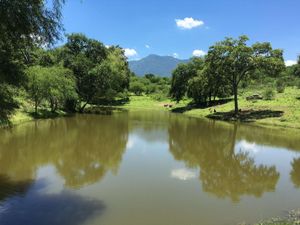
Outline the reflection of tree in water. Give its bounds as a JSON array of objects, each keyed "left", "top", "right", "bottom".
[
  {"left": 0, "top": 187, "right": 105, "bottom": 225},
  {"left": 290, "top": 158, "right": 300, "bottom": 188},
  {"left": 0, "top": 114, "right": 129, "bottom": 188},
  {"left": 168, "top": 117, "right": 279, "bottom": 202},
  {"left": 0, "top": 175, "right": 31, "bottom": 202}
]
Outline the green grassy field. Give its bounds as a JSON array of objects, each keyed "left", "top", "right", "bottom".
[
  {"left": 119, "top": 87, "right": 300, "bottom": 130},
  {"left": 4, "top": 87, "right": 300, "bottom": 130}
]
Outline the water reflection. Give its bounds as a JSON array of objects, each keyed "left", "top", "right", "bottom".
[
  {"left": 0, "top": 175, "right": 31, "bottom": 202},
  {"left": 0, "top": 114, "right": 129, "bottom": 188},
  {"left": 0, "top": 183, "right": 105, "bottom": 225},
  {"left": 291, "top": 158, "right": 300, "bottom": 188},
  {"left": 168, "top": 117, "right": 280, "bottom": 202}
]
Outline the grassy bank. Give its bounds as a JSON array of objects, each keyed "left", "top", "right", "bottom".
[
  {"left": 249, "top": 209, "right": 300, "bottom": 225},
  {"left": 4, "top": 87, "right": 300, "bottom": 130},
  {"left": 118, "top": 87, "right": 300, "bottom": 130},
  {"left": 1, "top": 107, "right": 68, "bottom": 128}
]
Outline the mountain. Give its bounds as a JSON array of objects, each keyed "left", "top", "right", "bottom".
[{"left": 129, "top": 54, "right": 189, "bottom": 77}]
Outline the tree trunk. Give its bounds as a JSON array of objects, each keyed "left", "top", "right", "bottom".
[
  {"left": 35, "top": 101, "right": 38, "bottom": 114},
  {"left": 80, "top": 102, "right": 88, "bottom": 113},
  {"left": 233, "top": 84, "right": 239, "bottom": 116}
]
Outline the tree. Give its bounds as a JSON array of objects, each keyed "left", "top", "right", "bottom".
[
  {"left": 0, "top": 0, "right": 65, "bottom": 118},
  {"left": 294, "top": 55, "right": 300, "bottom": 77},
  {"left": 26, "top": 66, "right": 77, "bottom": 113},
  {"left": 170, "top": 58, "right": 205, "bottom": 102},
  {"left": 130, "top": 81, "right": 146, "bottom": 96},
  {"left": 63, "top": 33, "right": 108, "bottom": 110},
  {"left": 43, "top": 67, "right": 77, "bottom": 112},
  {"left": 187, "top": 70, "right": 209, "bottom": 104},
  {"left": 26, "top": 66, "right": 46, "bottom": 114},
  {"left": 207, "top": 35, "right": 285, "bottom": 115}
]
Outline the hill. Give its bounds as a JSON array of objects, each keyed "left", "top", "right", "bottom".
[{"left": 129, "top": 54, "right": 189, "bottom": 77}]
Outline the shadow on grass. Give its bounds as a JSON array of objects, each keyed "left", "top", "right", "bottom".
[
  {"left": 94, "top": 98, "right": 130, "bottom": 106},
  {"left": 83, "top": 106, "right": 128, "bottom": 115},
  {"left": 296, "top": 97, "right": 300, "bottom": 101},
  {"left": 172, "top": 98, "right": 233, "bottom": 113},
  {"left": 29, "top": 109, "right": 73, "bottom": 119},
  {"left": 207, "top": 109, "right": 284, "bottom": 122}
]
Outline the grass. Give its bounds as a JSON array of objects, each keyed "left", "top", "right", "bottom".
[
  {"left": 120, "top": 95, "right": 176, "bottom": 110},
  {"left": 4, "top": 87, "right": 300, "bottom": 130},
  {"left": 174, "top": 87, "right": 300, "bottom": 130},
  {"left": 115, "top": 87, "right": 300, "bottom": 130}
]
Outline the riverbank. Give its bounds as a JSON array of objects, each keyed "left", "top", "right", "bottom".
[
  {"left": 1, "top": 108, "right": 69, "bottom": 128},
  {"left": 3, "top": 86, "right": 300, "bottom": 131},
  {"left": 119, "top": 87, "right": 300, "bottom": 130},
  {"left": 250, "top": 209, "right": 300, "bottom": 225}
]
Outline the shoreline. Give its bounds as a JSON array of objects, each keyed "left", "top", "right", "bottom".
[{"left": 2, "top": 94, "right": 300, "bottom": 133}]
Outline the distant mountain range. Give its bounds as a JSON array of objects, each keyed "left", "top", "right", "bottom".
[{"left": 129, "top": 54, "right": 189, "bottom": 77}]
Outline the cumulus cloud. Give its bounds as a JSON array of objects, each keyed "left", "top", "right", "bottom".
[
  {"left": 192, "top": 49, "right": 206, "bottom": 57},
  {"left": 145, "top": 44, "right": 150, "bottom": 49},
  {"left": 173, "top": 53, "right": 179, "bottom": 58},
  {"left": 124, "top": 48, "right": 138, "bottom": 58},
  {"left": 285, "top": 60, "right": 297, "bottom": 67},
  {"left": 176, "top": 17, "right": 204, "bottom": 29}
]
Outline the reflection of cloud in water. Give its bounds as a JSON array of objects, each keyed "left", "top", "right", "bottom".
[
  {"left": 0, "top": 184, "right": 105, "bottom": 225},
  {"left": 236, "top": 140, "right": 258, "bottom": 155},
  {"left": 171, "top": 168, "right": 197, "bottom": 181},
  {"left": 36, "top": 165, "right": 65, "bottom": 194}
]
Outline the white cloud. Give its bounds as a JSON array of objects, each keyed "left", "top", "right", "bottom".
[
  {"left": 145, "top": 44, "right": 150, "bottom": 49},
  {"left": 105, "top": 45, "right": 110, "bottom": 48},
  {"left": 171, "top": 168, "right": 197, "bottom": 181},
  {"left": 124, "top": 48, "right": 138, "bottom": 58},
  {"left": 173, "top": 53, "right": 179, "bottom": 58},
  {"left": 176, "top": 17, "right": 204, "bottom": 29},
  {"left": 192, "top": 49, "right": 206, "bottom": 57},
  {"left": 285, "top": 60, "right": 297, "bottom": 67}
]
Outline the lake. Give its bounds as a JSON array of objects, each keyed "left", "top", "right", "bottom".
[{"left": 0, "top": 111, "right": 300, "bottom": 225}]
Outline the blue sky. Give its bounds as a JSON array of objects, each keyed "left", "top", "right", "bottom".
[{"left": 61, "top": 0, "right": 300, "bottom": 64}]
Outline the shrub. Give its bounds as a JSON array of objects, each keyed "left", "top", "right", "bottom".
[
  {"left": 263, "top": 88, "right": 275, "bottom": 100},
  {"left": 276, "top": 79, "right": 285, "bottom": 93},
  {"left": 296, "top": 79, "right": 300, "bottom": 89}
]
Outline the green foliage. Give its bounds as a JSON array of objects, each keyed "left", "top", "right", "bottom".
[
  {"left": 63, "top": 34, "right": 130, "bottom": 109},
  {"left": 130, "top": 81, "right": 146, "bottom": 96},
  {"left": 26, "top": 66, "right": 77, "bottom": 113},
  {"left": 263, "top": 88, "right": 275, "bottom": 100},
  {"left": 0, "top": 0, "right": 65, "bottom": 119},
  {"left": 296, "top": 80, "right": 300, "bottom": 89},
  {"left": 276, "top": 79, "right": 285, "bottom": 93},
  {"left": 187, "top": 71, "right": 209, "bottom": 104},
  {"left": 170, "top": 58, "right": 205, "bottom": 102},
  {"left": 0, "top": 84, "right": 18, "bottom": 122},
  {"left": 205, "top": 35, "right": 284, "bottom": 114}
]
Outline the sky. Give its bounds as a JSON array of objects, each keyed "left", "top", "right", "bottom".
[{"left": 61, "top": 0, "right": 300, "bottom": 64}]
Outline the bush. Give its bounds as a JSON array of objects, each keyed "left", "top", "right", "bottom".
[
  {"left": 263, "top": 88, "right": 275, "bottom": 100},
  {"left": 296, "top": 79, "right": 300, "bottom": 89},
  {"left": 276, "top": 79, "right": 285, "bottom": 93}
]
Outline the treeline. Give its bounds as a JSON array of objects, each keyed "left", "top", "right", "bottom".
[
  {"left": 0, "top": 1, "right": 131, "bottom": 123},
  {"left": 129, "top": 74, "right": 170, "bottom": 100},
  {"left": 26, "top": 34, "right": 131, "bottom": 113},
  {"left": 170, "top": 35, "right": 300, "bottom": 115}
]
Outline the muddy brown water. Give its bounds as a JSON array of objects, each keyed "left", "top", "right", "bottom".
[{"left": 0, "top": 111, "right": 300, "bottom": 225}]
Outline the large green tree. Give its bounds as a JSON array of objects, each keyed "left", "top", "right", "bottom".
[
  {"left": 0, "top": 0, "right": 65, "bottom": 119},
  {"left": 26, "top": 66, "right": 77, "bottom": 113},
  {"left": 207, "top": 35, "right": 285, "bottom": 115},
  {"left": 63, "top": 33, "right": 107, "bottom": 110},
  {"left": 294, "top": 55, "right": 300, "bottom": 77},
  {"left": 170, "top": 57, "right": 205, "bottom": 102}
]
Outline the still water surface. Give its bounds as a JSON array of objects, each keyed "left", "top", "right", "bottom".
[{"left": 0, "top": 111, "right": 300, "bottom": 225}]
